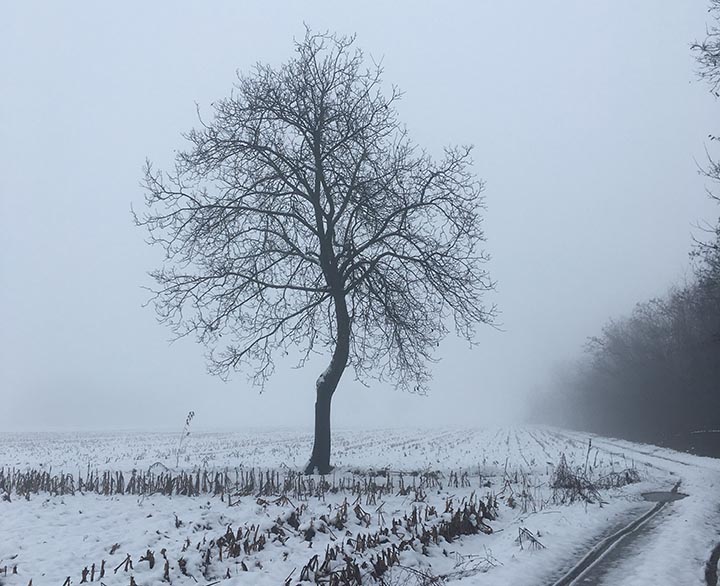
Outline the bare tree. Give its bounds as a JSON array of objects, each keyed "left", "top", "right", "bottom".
[
  {"left": 693, "top": 1, "right": 720, "bottom": 286},
  {"left": 693, "top": 0, "right": 720, "bottom": 97},
  {"left": 136, "top": 31, "right": 494, "bottom": 473}
]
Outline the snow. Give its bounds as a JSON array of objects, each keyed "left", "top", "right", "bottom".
[
  {"left": 0, "top": 427, "right": 717, "bottom": 585},
  {"left": 560, "top": 430, "right": 720, "bottom": 586}
]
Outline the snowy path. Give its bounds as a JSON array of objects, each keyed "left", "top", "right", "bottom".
[
  {"left": 550, "top": 501, "right": 665, "bottom": 586},
  {"left": 555, "top": 430, "right": 720, "bottom": 586}
]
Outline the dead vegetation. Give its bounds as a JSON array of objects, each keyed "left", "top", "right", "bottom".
[
  {"left": 551, "top": 453, "right": 639, "bottom": 504},
  {"left": 18, "top": 492, "right": 498, "bottom": 586},
  {"left": 0, "top": 467, "right": 455, "bottom": 501},
  {"left": 1, "top": 434, "right": 646, "bottom": 586},
  {"left": 203, "top": 492, "right": 498, "bottom": 585}
]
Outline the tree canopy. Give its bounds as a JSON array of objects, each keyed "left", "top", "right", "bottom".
[{"left": 136, "top": 31, "right": 494, "bottom": 472}]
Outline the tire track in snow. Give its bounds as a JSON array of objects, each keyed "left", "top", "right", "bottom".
[
  {"left": 556, "top": 430, "right": 720, "bottom": 473},
  {"left": 553, "top": 429, "right": 720, "bottom": 585},
  {"left": 706, "top": 541, "right": 720, "bottom": 586},
  {"left": 550, "top": 500, "right": 668, "bottom": 586},
  {"left": 552, "top": 431, "right": 685, "bottom": 476}
]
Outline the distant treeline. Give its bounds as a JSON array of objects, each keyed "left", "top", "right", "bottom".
[
  {"left": 537, "top": 222, "right": 720, "bottom": 455},
  {"left": 536, "top": 3, "right": 720, "bottom": 456}
]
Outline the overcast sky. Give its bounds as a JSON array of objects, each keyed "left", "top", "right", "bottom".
[{"left": 1, "top": 1, "right": 717, "bottom": 432}]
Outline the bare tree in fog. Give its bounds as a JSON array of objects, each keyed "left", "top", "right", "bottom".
[
  {"left": 136, "top": 31, "right": 494, "bottom": 473},
  {"left": 693, "top": 0, "right": 720, "bottom": 96},
  {"left": 693, "top": 0, "right": 720, "bottom": 285}
]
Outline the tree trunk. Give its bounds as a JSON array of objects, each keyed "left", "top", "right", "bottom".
[
  {"left": 305, "top": 152, "right": 351, "bottom": 473},
  {"left": 304, "top": 293, "right": 350, "bottom": 474},
  {"left": 305, "top": 377, "right": 336, "bottom": 474}
]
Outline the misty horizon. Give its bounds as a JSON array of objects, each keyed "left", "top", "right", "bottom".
[{"left": 2, "top": 1, "right": 718, "bottom": 434}]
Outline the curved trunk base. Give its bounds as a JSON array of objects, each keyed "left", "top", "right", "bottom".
[
  {"left": 304, "top": 389, "right": 333, "bottom": 475},
  {"left": 303, "top": 459, "right": 333, "bottom": 475}
]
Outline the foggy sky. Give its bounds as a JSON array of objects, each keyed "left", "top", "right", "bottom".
[{"left": 1, "top": 1, "right": 717, "bottom": 432}]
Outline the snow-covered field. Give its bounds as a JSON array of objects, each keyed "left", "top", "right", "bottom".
[{"left": 1, "top": 427, "right": 718, "bottom": 585}]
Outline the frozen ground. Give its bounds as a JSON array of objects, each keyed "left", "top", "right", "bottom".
[{"left": 1, "top": 426, "right": 718, "bottom": 585}]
